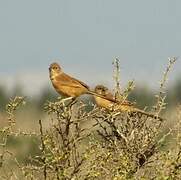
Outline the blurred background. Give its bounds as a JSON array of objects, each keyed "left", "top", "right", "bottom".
[{"left": 0, "top": 0, "right": 181, "bottom": 111}]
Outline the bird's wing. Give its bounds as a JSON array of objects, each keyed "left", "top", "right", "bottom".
[
  {"left": 90, "top": 91, "right": 117, "bottom": 103},
  {"left": 106, "top": 92, "right": 115, "bottom": 99},
  {"left": 55, "top": 73, "right": 90, "bottom": 89}
]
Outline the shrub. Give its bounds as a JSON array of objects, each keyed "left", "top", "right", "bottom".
[{"left": 0, "top": 58, "right": 180, "bottom": 179}]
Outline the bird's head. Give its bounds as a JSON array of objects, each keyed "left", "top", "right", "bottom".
[
  {"left": 49, "top": 62, "right": 62, "bottom": 75},
  {"left": 94, "top": 85, "right": 108, "bottom": 95}
]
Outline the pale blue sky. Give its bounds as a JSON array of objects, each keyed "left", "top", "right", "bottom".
[{"left": 0, "top": 0, "right": 181, "bottom": 94}]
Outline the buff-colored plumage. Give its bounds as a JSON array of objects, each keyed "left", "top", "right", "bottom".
[
  {"left": 94, "top": 85, "right": 163, "bottom": 120},
  {"left": 49, "top": 63, "right": 117, "bottom": 103},
  {"left": 94, "top": 85, "right": 133, "bottom": 110},
  {"left": 49, "top": 63, "right": 89, "bottom": 98}
]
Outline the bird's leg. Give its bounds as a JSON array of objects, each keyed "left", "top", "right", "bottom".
[
  {"left": 64, "top": 97, "right": 74, "bottom": 101},
  {"left": 59, "top": 97, "right": 74, "bottom": 106},
  {"left": 66, "top": 97, "right": 77, "bottom": 107}
]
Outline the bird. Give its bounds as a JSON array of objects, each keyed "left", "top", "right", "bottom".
[
  {"left": 94, "top": 85, "right": 134, "bottom": 109},
  {"left": 49, "top": 62, "right": 117, "bottom": 103},
  {"left": 94, "top": 85, "right": 163, "bottom": 120}
]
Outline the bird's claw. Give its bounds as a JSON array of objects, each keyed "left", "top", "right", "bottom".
[{"left": 59, "top": 97, "right": 76, "bottom": 107}]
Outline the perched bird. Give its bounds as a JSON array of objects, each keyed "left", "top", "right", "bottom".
[
  {"left": 94, "top": 85, "right": 163, "bottom": 120},
  {"left": 49, "top": 62, "right": 117, "bottom": 102},
  {"left": 94, "top": 85, "right": 134, "bottom": 109}
]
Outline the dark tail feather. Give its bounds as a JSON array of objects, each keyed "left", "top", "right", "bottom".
[
  {"left": 87, "top": 90, "right": 117, "bottom": 103},
  {"left": 133, "top": 108, "right": 163, "bottom": 121}
]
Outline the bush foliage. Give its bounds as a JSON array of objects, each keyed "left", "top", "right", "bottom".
[{"left": 0, "top": 58, "right": 180, "bottom": 179}]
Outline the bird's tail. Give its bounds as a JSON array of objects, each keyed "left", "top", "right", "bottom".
[
  {"left": 87, "top": 90, "right": 117, "bottom": 103},
  {"left": 87, "top": 90, "right": 163, "bottom": 120},
  {"left": 132, "top": 108, "right": 163, "bottom": 121},
  {"left": 115, "top": 103, "right": 164, "bottom": 121}
]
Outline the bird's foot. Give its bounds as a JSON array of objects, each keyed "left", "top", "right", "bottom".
[
  {"left": 59, "top": 97, "right": 77, "bottom": 107},
  {"left": 67, "top": 98, "right": 77, "bottom": 107}
]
